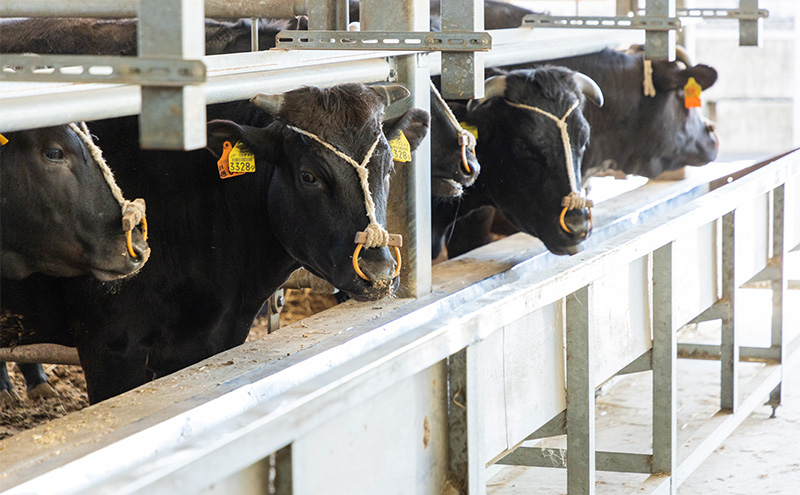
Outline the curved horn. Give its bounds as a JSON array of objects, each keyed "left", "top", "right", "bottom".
[
  {"left": 573, "top": 72, "right": 604, "bottom": 108},
  {"left": 250, "top": 93, "right": 285, "bottom": 115},
  {"left": 371, "top": 84, "right": 410, "bottom": 107},
  {"left": 675, "top": 45, "right": 694, "bottom": 68},
  {"left": 467, "top": 75, "right": 507, "bottom": 111}
]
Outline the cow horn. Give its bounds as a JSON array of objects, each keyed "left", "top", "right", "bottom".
[
  {"left": 467, "top": 75, "right": 507, "bottom": 111},
  {"left": 574, "top": 72, "right": 604, "bottom": 108},
  {"left": 371, "top": 84, "right": 410, "bottom": 107},
  {"left": 675, "top": 45, "right": 694, "bottom": 68},
  {"left": 250, "top": 93, "right": 285, "bottom": 115}
]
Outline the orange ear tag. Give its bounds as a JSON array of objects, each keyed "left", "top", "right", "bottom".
[
  {"left": 684, "top": 76, "right": 702, "bottom": 109},
  {"left": 217, "top": 141, "right": 245, "bottom": 179}
]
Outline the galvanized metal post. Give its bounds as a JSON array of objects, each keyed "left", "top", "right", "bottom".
[
  {"left": 447, "top": 348, "right": 485, "bottom": 495},
  {"left": 652, "top": 245, "right": 677, "bottom": 491},
  {"left": 616, "top": 0, "right": 635, "bottom": 16},
  {"left": 721, "top": 211, "right": 739, "bottom": 412},
  {"left": 645, "top": 0, "right": 676, "bottom": 61},
  {"left": 274, "top": 444, "right": 293, "bottom": 495},
  {"left": 306, "top": 0, "right": 337, "bottom": 30},
  {"left": 362, "top": 0, "right": 432, "bottom": 298},
  {"left": 767, "top": 185, "right": 786, "bottom": 413},
  {"left": 566, "top": 285, "right": 595, "bottom": 495},
  {"left": 440, "top": 0, "right": 485, "bottom": 99},
  {"left": 138, "top": 0, "right": 206, "bottom": 150},
  {"left": 739, "top": 0, "right": 761, "bottom": 46}
]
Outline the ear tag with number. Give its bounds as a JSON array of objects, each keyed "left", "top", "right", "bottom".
[
  {"left": 684, "top": 77, "right": 702, "bottom": 109},
  {"left": 389, "top": 131, "right": 412, "bottom": 163},
  {"left": 217, "top": 140, "right": 255, "bottom": 179},
  {"left": 459, "top": 122, "right": 478, "bottom": 142},
  {"left": 0, "top": 134, "right": 8, "bottom": 146}
]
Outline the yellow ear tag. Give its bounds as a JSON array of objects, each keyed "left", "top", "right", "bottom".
[
  {"left": 389, "top": 131, "right": 412, "bottom": 163},
  {"left": 228, "top": 141, "right": 256, "bottom": 174},
  {"left": 684, "top": 77, "right": 702, "bottom": 109},
  {"left": 459, "top": 122, "right": 478, "bottom": 141},
  {"left": 0, "top": 134, "right": 8, "bottom": 146}
]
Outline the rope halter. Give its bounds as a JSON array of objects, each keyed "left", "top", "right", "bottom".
[
  {"left": 68, "top": 123, "right": 148, "bottom": 258},
  {"left": 285, "top": 124, "right": 402, "bottom": 281},
  {"left": 429, "top": 80, "right": 476, "bottom": 175},
  {"left": 504, "top": 99, "right": 593, "bottom": 235}
]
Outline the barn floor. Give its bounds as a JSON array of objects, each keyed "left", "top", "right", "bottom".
[{"left": 487, "top": 255, "right": 800, "bottom": 494}]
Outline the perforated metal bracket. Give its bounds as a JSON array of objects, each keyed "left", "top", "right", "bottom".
[
  {"left": 644, "top": 8, "right": 769, "bottom": 20},
  {"left": 521, "top": 14, "right": 681, "bottom": 31},
  {"left": 0, "top": 54, "right": 206, "bottom": 86},
  {"left": 275, "top": 30, "right": 492, "bottom": 51}
]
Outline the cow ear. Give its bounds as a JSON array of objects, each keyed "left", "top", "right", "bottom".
[
  {"left": 206, "top": 120, "right": 270, "bottom": 159},
  {"left": 382, "top": 108, "right": 430, "bottom": 152},
  {"left": 653, "top": 62, "right": 718, "bottom": 92}
]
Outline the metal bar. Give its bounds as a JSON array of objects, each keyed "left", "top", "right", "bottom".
[
  {"left": 738, "top": 0, "right": 762, "bottom": 46},
  {"left": 362, "top": 0, "right": 432, "bottom": 299},
  {"left": 274, "top": 444, "right": 293, "bottom": 495},
  {"left": 720, "top": 211, "right": 738, "bottom": 412},
  {"left": 616, "top": 349, "right": 653, "bottom": 375},
  {"left": 305, "top": 0, "right": 336, "bottom": 30},
  {"left": 687, "top": 299, "right": 730, "bottom": 323},
  {"left": 644, "top": 7, "right": 769, "bottom": 20},
  {"left": 274, "top": 31, "right": 491, "bottom": 52},
  {"left": 0, "top": 54, "right": 205, "bottom": 86},
  {"left": 335, "top": 0, "right": 349, "bottom": 30},
  {"left": 0, "top": 344, "right": 80, "bottom": 366},
  {"left": 250, "top": 19, "right": 259, "bottom": 52},
  {"left": 497, "top": 448, "right": 653, "bottom": 474},
  {"left": 0, "top": 58, "right": 391, "bottom": 132},
  {"left": 767, "top": 185, "right": 787, "bottom": 412},
  {"left": 521, "top": 14, "right": 680, "bottom": 31},
  {"left": 440, "top": 0, "right": 484, "bottom": 99},
  {"left": 646, "top": 0, "right": 677, "bottom": 60},
  {"left": 652, "top": 244, "right": 677, "bottom": 486},
  {"left": 677, "top": 343, "right": 781, "bottom": 362},
  {"left": 138, "top": 0, "right": 206, "bottom": 150},
  {"left": 616, "top": 0, "right": 636, "bottom": 16},
  {"left": 0, "top": 0, "right": 306, "bottom": 18},
  {"left": 566, "top": 285, "right": 595, "bottom": 495},
  {"left": 524, "top": 410, "right": 566, "bottom": 440}
]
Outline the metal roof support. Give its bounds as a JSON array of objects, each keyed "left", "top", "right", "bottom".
[
  {"left": 361, "top": 0, "right": 432, "bottom": 298},
  {"left": 138, "top": 0, "right": 206, "bottom": 150}
]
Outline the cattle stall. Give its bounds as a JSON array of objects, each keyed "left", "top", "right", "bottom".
[{"left": 1, "top": 0, "right": 794, "bottom": 494}]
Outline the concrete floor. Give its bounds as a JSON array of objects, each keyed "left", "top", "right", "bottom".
[{"left": 487, "top": 256, "right": 800, "bottom": 494}]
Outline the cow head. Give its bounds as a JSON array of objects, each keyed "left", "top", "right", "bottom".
[
  {"left": 0, "top": 126, "right": 150, "bottom": 281},
  {"left": 463, "top": 67, "right": 604, "bottom": 255},
  {"left": 428, "top": 88, "right": 481, "bottom": 198},
  {"left": 208, "top": 83, "right": 429, "bottom": 301}
]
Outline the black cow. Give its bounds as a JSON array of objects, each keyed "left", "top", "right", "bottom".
[
  {"left": 1, "top": 124, "right": 149, "bottom": 404},
  {"left": 432, "top": 67, "right": 604, "bottom": 258},
  {"left": 1, "top": 83, "right": 429, "bottom": 403}
]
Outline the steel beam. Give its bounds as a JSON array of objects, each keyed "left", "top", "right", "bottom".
[
  {"left": 566, "top": 285, "right": 595, "bottom": 495},
  {"left": 497, "top": 448, "right": 653, "bottom": 474},
  {"left": 767, "top": 185, "right": 787, "bottom": 412},
  {"left": 738, "top": 0, "right": 762, "bottom": 46},
  {"left": 361, "top": 0, "right": 431, "bottom": 299},
  {"left": 524, "top": 410, "right": 566, "bottom": 441},
  {"left": 720, "top": 211, "right": 739, "bottom": 412},
  {"left": 440, "top": 0, "right": 485, "bottom": 99},
  {"left": 646, "top": 0, "right": 677, "bottom": 61},
  {"left": 677, "top": 343, "right": 781, "bottom": 363},
  {"left": 138, "top": 0, "right": 206, "bottom": 150}
]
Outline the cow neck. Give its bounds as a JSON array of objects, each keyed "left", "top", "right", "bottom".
[
  {"left": 503, "top": 99, "right": 592, "bottom": 212},
  {"left": 68, "top": 122, "right": 148, "bottom": 256},
  {"left": 284, "top": 124, "right": 393, "bottom": 249},
  {"left": 429, "top": 80, "right": 476, "bottom": 174}
]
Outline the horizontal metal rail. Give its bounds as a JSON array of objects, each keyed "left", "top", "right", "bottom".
[
  {"left": 274, "top": 30, "right": 492, "bottom": 51},
  {"left": 0, "top": 0, "right": 307, "bottom": 19},
  {"left": 2, "top": 151, "right": 796, "bottom": 495}
]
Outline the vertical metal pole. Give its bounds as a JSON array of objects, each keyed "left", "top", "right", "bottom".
[
  {"left": 362, "top": 0, "right": 432, "bottom": 298},
  {"left": 738, "top": 0, "right": 761, "bottom": 46},
  {"left": 138, "top": 0, "right": 206, "bottom": 150},
  {"left": 306, "top": 0, "right": 337, "bottom": 30},
  {"left": 566, "top": 285, "right": 595, "bottom": 495},
  {"left": 447, "top": 348, "right": 485, "bottom": 495},
  {"left": 721, "top": 211, "right": 739, "bottom": 412},
  {"left": 251, "top": 18, "right": 259, "bottom": 52},
  {"left": 645, "top": 0, "right": 676, "bottom": 61},
  {"left": 274, "top": 444, "right": 293, "bottom": 495},
  {"left": 440, "top": 0, "right": 485, "bottom": 99},
  {"left": 767, "top": 185, "right": 786, "bottom": 413},
  {"left": 335, "top": 0, "right": 350, "bottom": 30},
  {"left": 652, "top": 245, "right": 677, "bottom": 492},
  {"left": 616, "top": 0, "right": 634, "bottom": 16}
]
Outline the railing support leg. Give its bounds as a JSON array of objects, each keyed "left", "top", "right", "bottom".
[
  {"left": 767, "top": 185, "right": 787, "bottom": 416},
  {"left": 447, "top": 347, "right": 485, "bottom": 495},
  {"left": 721, "top": 211, "right": 739, "bottom": 412}
]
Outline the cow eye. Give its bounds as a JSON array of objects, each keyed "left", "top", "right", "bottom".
[
  {"left": 300, "top": 171, "right": 317, "bottom": 184},
  {"left": 43, "top": 148, "right": 64, "bottom": 161}
]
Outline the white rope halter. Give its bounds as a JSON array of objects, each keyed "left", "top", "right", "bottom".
[
  {"left": 643, "top": 59, "right": 657, "bottom": 98},
  {"left": 504, "top": 99, "right": 592, "bottom": 211},
  {"left": 285, "top": 125, "right": 391, "bottom": 249},
  {"left": 68, "top": 123, "right": 147, "bottom": 255},
  {"left": 429, "top": 80, "right": 477, "bottom": 153}
]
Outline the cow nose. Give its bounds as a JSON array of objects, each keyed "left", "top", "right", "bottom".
[
  {"left": 128, "top": 229, "right": 150, "bottom": 264},
  {"left": 358, "top": 248, "right": 397, "bottom": 283},
  {"left": 458, "top": 153, "right": 481, "bottom": 186},
  {"left": 563, "top": 208, "right": 592, "bottom": 240}
]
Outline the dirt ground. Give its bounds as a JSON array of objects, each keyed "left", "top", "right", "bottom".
[{"left": 0, "top": 288, "right": 337, "bottom": 440}]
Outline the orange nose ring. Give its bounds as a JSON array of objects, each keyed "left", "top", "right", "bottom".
[
  {"left": 559, "top": 206, "right": 593, "bottom": 235},
  {"left": 125, "top": 216, "right": 148, "bottom": 258},
  {"left": 353, "top": 244, "right": 402, "bottom": 281},
  {"left": 460, "top": 143, "right": 472, "bottom": 175}
]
